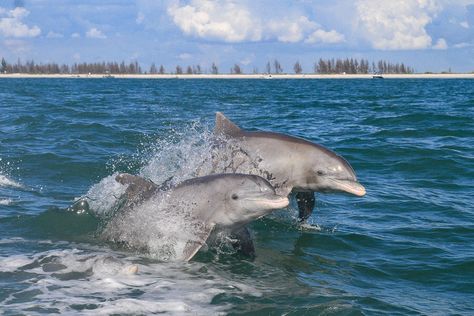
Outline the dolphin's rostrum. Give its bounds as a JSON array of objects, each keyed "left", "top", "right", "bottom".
[
  {"left": 213, "top": 112, "right": 366, "bottom": 221},
  {"left": 101, "top": 173, "right": 289, "bottom": 261}
]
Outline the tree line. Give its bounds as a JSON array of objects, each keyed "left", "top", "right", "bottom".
[
  {"left": 314, "top": 58, "right": 414, "bottom": 74},
  {"left": 0, "top": 58, "right": 144, "bottom": 74},
  {"left": 1, "top": 57, "right": 414, "bottom": 75}
]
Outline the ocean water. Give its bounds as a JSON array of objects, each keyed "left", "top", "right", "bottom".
[{"left": 0, "top": 78, "right": 473, "bottom": 315}]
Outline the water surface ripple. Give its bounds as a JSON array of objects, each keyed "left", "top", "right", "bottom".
[{"left": 0, "top": 78, "right": 473, "bottom": 315}]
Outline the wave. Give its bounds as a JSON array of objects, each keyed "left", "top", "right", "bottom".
[
  {"left": 0, "top": 198, "right": 14, "bottom": 206},
  {"left": 0, "top": 174, "right": 23, "bottom": 189},
  {"left": 0, "top": 245, "right": 260, "bottom": 315}
]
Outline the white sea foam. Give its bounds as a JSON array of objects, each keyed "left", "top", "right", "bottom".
[
  {"left": 0, "top": 198, "right": 14, "bottom": 205},
  {"left": 0, "top": 254, "right": 34, "bottom": 272},
  {"left": 0, "top": 246, "right": 260, "bottom": 315},
  {"left": 0, "top": 237, "right": 27, "bottom": 244},
  {"left": 0, "top": 174, "right": 23, "bottom": 189}
]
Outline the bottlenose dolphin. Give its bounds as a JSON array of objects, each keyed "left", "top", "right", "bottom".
[
  {"left": 102, "top": 173, "right": 289, "bottom": 261},
  {"left": 213, "top": 112, "right": 366, "bottom": 221}
]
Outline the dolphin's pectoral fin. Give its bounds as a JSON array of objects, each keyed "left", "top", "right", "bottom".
[
  {"left": 214, "top": 112, "right": 242, "bottom": 136},
  {"left": 182, "top": 223, "right": 216, "bottom": 261},
  {"left": 295, "top": 191, "right": 315, "bottom": 222},
  {"left": 229, "top": 227, "right": 256, "bottom": 257}
]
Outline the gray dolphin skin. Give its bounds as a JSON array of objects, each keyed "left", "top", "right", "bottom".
[
  {"left": 105, "top": 173, "right": 289, "bottom": 261},
  {"left": 213, "top": 112, "right": 366, "bottom": 221}
]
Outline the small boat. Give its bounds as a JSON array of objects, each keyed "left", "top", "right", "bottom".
[
  {"left": 103, "top": 71, "right": 115, "bottom": 79},
  {"left": 372, "top": 72, "right": 384, "bottom": 79}
]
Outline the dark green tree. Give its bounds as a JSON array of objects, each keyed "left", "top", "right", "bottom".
[
  {"left": 232, "top": 64, "right": 242, "bottom": 74},
  {"left": 1, "top": 57, "right": 8, "bottom": 73},
  {"left": 293, "top": 61, "right": 302, "bottom": 74},
  {"left": 273, "top": 60, "right": 283, "bottom": 74},
  {"left": 210, "top": 62, "right": 218, "bottom": 74},
  {"left": 159, "top": 65, "right": 165, "bottom": 74},
  {"left": 149, "top": 63, "right": 158, "bottom": 74}
]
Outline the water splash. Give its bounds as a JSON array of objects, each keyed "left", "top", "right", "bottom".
[
  {"left": 78, "top": 122, "right": 220, "bottom": 260},
  {"left": 139, "top": 121, "right": 217, "bottom": 186},
  {"left": 82, "top": 121, "right": 215, "bottom": 215},
  {"left": 101, "top": 193, "right": 212, "bottom": 261},
  {"left": 0, "top": 158, "right": 22, "bottom": 189},
  {"left": 80, "top": 121, "right": 297, "bottom": 260},
  {"left": 81, "top": 174, "right": 127, "bottom": 217}
]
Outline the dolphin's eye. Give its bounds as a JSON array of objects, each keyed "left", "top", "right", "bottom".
[
  {"left": 317, "top": 170, "right": 325, "bottom": 176},
  {"left": 231, "top": 194, "right": 239, "bottom": 200}
]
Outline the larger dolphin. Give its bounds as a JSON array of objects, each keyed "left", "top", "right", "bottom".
[
  {"left": 213, "top": 112, "right": 365, "bottom": 221},
  {"left": 102, "top": 173, "right": 289, "bottom": 261}
]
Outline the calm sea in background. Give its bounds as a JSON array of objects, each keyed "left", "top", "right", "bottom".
[{"left": 0, "top": 78, "right": 473, "bottom": 315}]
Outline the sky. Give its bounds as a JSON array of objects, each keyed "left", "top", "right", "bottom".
[{"left": 0, "top": 0, "right": 473, "bottom": 73}]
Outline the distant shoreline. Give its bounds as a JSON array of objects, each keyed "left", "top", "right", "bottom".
[{"left": 0, "top": 73, "right": 473, "bottom": 79}]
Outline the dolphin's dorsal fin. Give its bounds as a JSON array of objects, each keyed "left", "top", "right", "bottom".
[
  {"left": 214, "top": 112, "right": 242, "bottom": 136},
  {"left": 115, "top": 173, "right": 160, "bottom": 203}
]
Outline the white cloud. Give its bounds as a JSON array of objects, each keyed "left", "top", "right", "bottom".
[
  {"left": 167, "top": 0, "right": 344, "bottom": 45},
  {"left": 267, "top": 16, "right": 316, "bottom": 43},
  {"left": 433, "top": 38, "right": 447, "bottom": 49},
  {"left": 356, "top": 0, "right": 441, "bottom": 50},
  {"left": 0, "top": 7, "right": 41, "bottom": 38},
  {"left": 453, "top": 42, "right": 472, "bottom": 48},
  {"left": 178, "top": 53, "right": 192, "bottom": 60},
  {"left": 305, "top": 29, "right": 345, "bottom": 44},
  {"left": 460, "top": 21, "right": 469, "bottom": 28},
  {"left": 86, "top": 27, "right": 106, "bottom": 39},
  {"left": 46, "top": 31, "right": 63, "bottom": 38},
  {"left": 168, "top": 0, "right": 262, "bottom": 42},
  {"left": 71, "top": 32, "right": 80, "bottom": 38}
]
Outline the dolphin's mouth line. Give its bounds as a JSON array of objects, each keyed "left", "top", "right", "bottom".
[
  {"left": 245, "top": 197, "right": 290, "bottom": 208},
  {"left": 329, "top": 179, "right": 366, "bottom": 196}
]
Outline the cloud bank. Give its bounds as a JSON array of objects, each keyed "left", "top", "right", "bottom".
[
  {"left": 356, "top": 0, "right": 442, "bottom": 50},
  {"left": 0, "top": 7, "right": 41, "bottom": 38},
  {"left": 167, "top": 0, "right": 344, "bottom": 44}
]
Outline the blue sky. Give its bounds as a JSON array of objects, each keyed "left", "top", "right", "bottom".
[{"left": 0, "top": 0, "right": 473, "bottom": 73}]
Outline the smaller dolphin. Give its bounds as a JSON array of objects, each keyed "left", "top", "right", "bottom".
[
  {"left": 213, "top": 112, "right": 366, "bottom": 221},
  {"left": 103, "top": 173, "right": 289, "bottom": 261}
]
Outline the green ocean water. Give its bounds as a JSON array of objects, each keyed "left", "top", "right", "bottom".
[{"left": 0, "top": 78, "right": 473, "bottom": 315}]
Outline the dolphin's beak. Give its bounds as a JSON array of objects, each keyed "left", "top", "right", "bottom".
[
  {"left": 330, "top": 179, "right": 366, "bottom": 196},
  {"left": 267, "top": 196, "right": 290, "bottom": 208},
  {"left": 250, "top": 196, "right": 290, "bottom": 209}
]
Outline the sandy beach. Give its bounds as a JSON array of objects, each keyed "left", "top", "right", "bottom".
[{"left": 1, "top": 73, "right": 473, "bottom": 79}]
